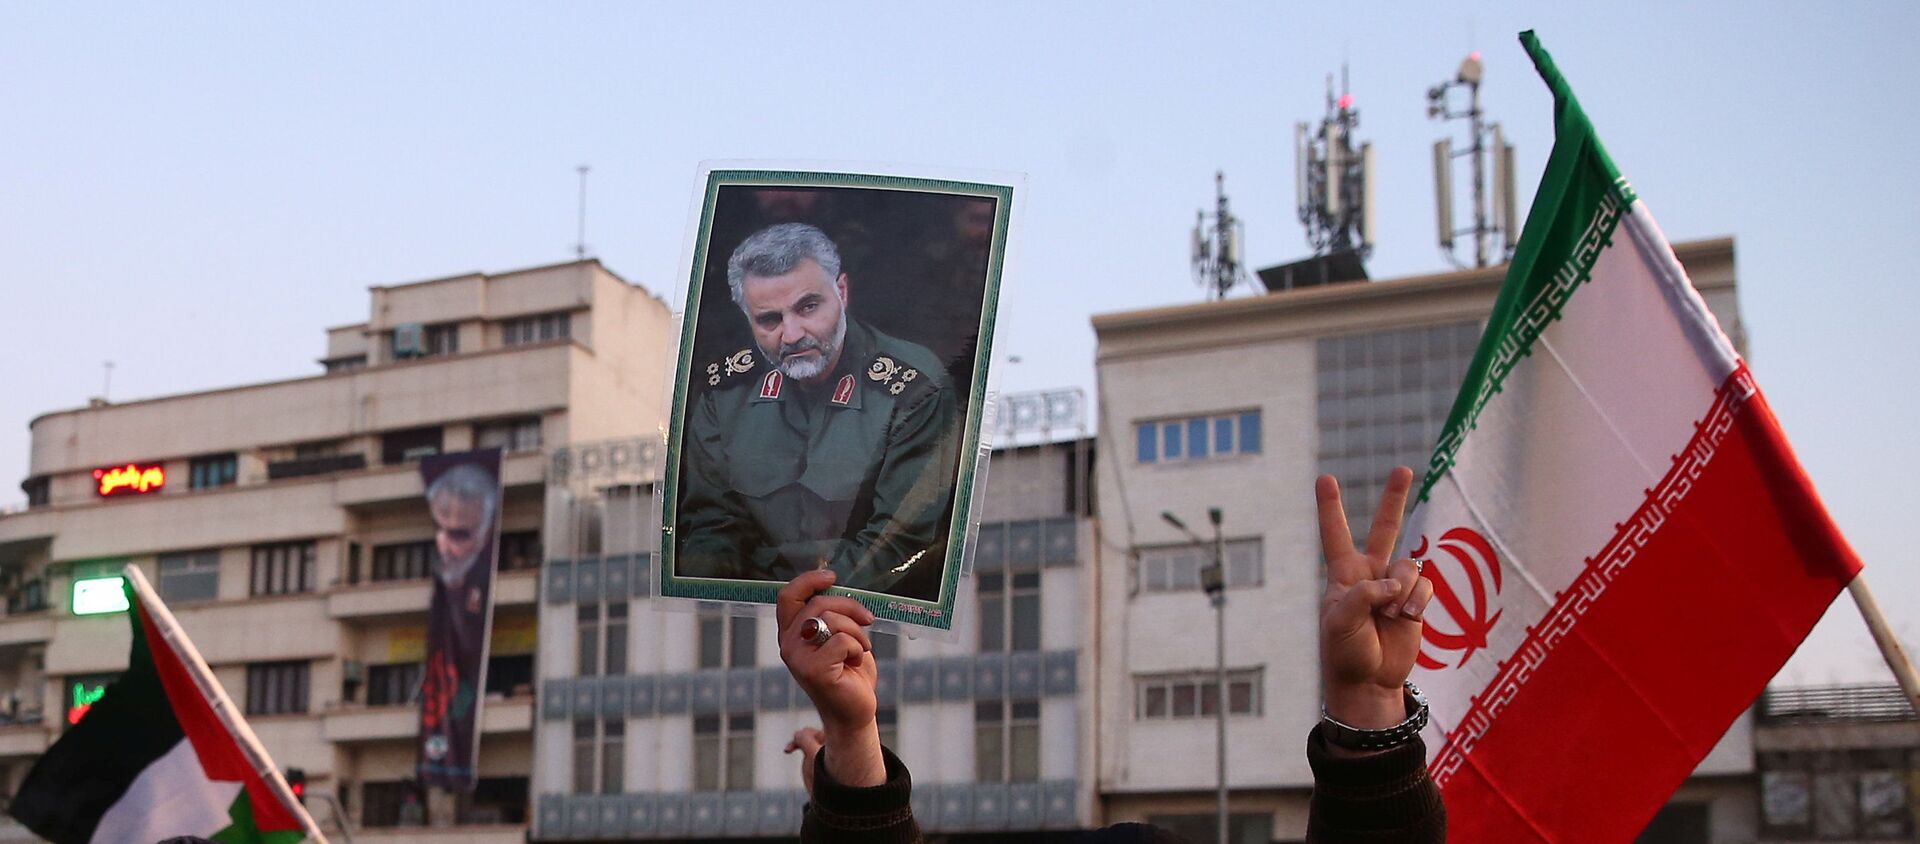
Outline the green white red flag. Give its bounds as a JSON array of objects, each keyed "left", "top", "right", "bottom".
[
  {"left": 9, "top": 566, "right": 323, "bottom": 844},
  {"left": 1400, "top": 31, "right": 1862, "bottom": 841}
]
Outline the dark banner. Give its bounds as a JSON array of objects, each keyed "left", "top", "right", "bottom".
[{"left": 416, "top": 448, "right": 503, "bottom": 792}]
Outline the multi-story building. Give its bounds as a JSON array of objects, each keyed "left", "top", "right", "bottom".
[
  {"left": 1090, "top": 238, "right": 1753, "bottom": 843},
  {"left": 1751, "top": 683, "right": 1917, "bottom": 842},
  {"left": 530, "top": 415, "right": 1101, "bottom": 841},
  {"left": 0, "top": 258, "right": 673, "bottom": 842}
]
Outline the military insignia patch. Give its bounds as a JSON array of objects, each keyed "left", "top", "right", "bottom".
[
  {"left": 867, "top": 356, "right": 900, "bottom": 382},
  {"left": 725, "top": 350, "right": 756, "bottom": 375},
  {"left": 831, "top": 374, "right": 856, "bottom": 406},
  {"left": 759, "top": 370, "right": 784, "bottom": 399}
]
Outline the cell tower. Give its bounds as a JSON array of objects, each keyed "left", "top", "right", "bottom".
[
  {"left": 1428, "top": 52, "right": 1518, "bottom": 268},
  {"left": 1295, "top": 68, "right": 1376, "bottom": 260},
  {"left": 1190, "top": 171, "right": 1248, "bottom": 300}
]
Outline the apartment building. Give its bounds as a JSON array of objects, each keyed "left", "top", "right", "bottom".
[
  {"left": 1091, "top": 239, "right": 1756, "bottom": 843},
  {"left": 530, "top": 422, "right": 1101, "bottom": 841},
  {"left": 0, "top": 258, "right": 673, "bottom": 842}
]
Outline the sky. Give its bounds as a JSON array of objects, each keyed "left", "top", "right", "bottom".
[{"left": 2, "top": 3, "right": 1915, "bottom": 685}]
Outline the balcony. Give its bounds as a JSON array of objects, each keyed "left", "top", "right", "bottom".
[
  {"left": 0, "top": 724, "right": 49, "bottom": 758},
  {"left": 357, "top": 826, "right": 525, "bottom": 844},
  {"left": 322, "top": 696, "right": 531, "bottom": 743},
  {"left": 328, "top": 569, "right": 537, "bottom": 620},
  {"left": 266, "top": 453, "right": 368, "bottom": 481},
  {"left": 0, "top": 613, "right": 51, "bottom": 648}
]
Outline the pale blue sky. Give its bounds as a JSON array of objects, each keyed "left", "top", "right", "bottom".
[{"left": 3, "top": 3, "right": 1914, "bottom": 683}]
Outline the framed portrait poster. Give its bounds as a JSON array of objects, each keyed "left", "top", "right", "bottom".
[{"left": 657, "top": 165, "right": 1015, "bottom": 631}]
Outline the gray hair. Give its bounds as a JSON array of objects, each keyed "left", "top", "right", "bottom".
[
  {"left": 426, "top": 463, "right": 498, "bottom": 528},
  {"left": 726, "top": 223, "right": 842, "bottom": 309}
]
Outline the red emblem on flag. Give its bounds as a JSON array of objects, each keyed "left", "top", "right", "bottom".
[
  {"left": 759, "top": 371, "right": 784, "bottom": 399},
  {"left": 1412, "top": 526, "right": 1504, "bottom": 670},
  {"left": 831, "top": 374, "right": 855, "bottom": 405}
]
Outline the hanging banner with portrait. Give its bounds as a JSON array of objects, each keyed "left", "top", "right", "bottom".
[
  {"left": 416, "top": 448, "right": 504, "bottom": 792},
  {"left": 658, "top": 165, "right": 1019, "bottom": 632}
]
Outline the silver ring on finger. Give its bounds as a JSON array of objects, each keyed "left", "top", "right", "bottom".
[{"left": 800, "top": 616, "right": 832, "bottom": 646}]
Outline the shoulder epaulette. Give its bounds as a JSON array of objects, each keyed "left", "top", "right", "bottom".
[
  {"left": 703, "top": 348, "right": 759, "bottom": 389},
  {"left": 864, "top": 353, "right": 932, "bottom": 399}
]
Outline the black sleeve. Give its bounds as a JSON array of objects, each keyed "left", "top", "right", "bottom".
[
  {"left": 1305, "top": 725, "right": 1447, "bottom": 843},
  {"left": 800, "top": 745, "right": 923, "bottom": 844}
]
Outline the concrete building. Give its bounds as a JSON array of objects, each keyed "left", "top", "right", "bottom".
[
  {"left": 1090, "top": 238, "right": 1754, "bottom": 843},
  {"left": 530, "top": 421, "right": 1101, "bottom": 841},
  {"left": 0, "top": 259, "right": 674, "bottom": 842},
  {"left": 1751, "top": 684, "right": 1917, "bottom": 842}
]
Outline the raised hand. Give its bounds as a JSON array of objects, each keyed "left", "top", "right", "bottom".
[
  {"left": 1316, "top": 467, "right": 1435, "bottom": 732},
  {"left": 777, "top": 570, "right": 886, "bottom": 787}
]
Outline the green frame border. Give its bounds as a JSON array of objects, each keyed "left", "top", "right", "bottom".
[{"left": 656, "top": 168, "right": 1015, "bottom": 631}]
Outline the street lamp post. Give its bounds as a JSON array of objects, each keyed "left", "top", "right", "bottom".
[{"left": 1163, "top": 508, "right": 1228, "bottom": 844}]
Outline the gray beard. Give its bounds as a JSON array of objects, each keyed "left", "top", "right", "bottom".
[{"left": 769, "top": 315, "right": 848, "bottom": 381}]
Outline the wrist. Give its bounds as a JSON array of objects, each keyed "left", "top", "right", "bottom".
[
  {"left": 820, "top": 719, "right": 886, "bottom": 788},
  {"left": 1323, "top": 681, "right": 1407, "bottom": 730}
]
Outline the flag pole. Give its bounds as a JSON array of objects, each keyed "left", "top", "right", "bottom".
[
  {"left": 123, "top": 565, "right": 332, "bottom": 844},
  {"left": 1845, "top": 574, "right": 1920, "bottom": 712}
]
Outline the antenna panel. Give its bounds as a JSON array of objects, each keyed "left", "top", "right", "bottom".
[{"left": 1433, "top": 139, "right": 1454, "bottom": 249}]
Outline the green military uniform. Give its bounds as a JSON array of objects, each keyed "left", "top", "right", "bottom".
[{"left": 678, "top": 316, "right": 959, "bottom": 593}]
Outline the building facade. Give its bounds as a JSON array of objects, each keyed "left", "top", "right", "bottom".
[
  {"left": 530, "top": 428, "right": 1100, "bottom": 841},
  {"left": 1091, "top": 238, "right": 1755, "bottom": 843},
  {"left": 0, "top": 259, "right": 673, "bottom": 841}
]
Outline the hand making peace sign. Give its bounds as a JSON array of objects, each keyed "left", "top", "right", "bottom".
[{"left": 1317, "top": 466, "right": 1436, "bottom": 733}]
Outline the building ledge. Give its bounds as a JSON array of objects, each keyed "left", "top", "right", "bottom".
[
  {"left": 329, "top": 569, "right": 538, "bottom": 620},
  {"left": 323, "top": 696, "right": 532, "bottom": 743}
]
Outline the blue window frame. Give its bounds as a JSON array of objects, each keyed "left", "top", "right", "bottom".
[
  {"left": 1135, "top": 409, "right": 1262, "bottom": 463},
  {"left": 1239, "top": 411, "right": 1262, "bottom": 454}
]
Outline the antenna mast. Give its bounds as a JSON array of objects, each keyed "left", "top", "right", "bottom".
[
  {"left": 574, "top": 164, "right": 591, "bottom": 260},
  {"left": 1294, "top": 66, "right": 1375, "bottom": 260},
  {"left": 1428, "top": 52, "right": 1518, "bottom": 268},
  {"left": 1190, "top": 171, "right": 1247, "bottom": 301}
]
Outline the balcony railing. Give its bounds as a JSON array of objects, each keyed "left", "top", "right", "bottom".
[
  {"left": 267, "top": 453, "right": 369, "bottom": 481},
  {"left": 1760, "top": 684, "right": 1916, "bottom": 724}
]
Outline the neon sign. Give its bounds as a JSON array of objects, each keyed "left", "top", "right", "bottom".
[
  {"left": 66, "top": 679, "right": 110, "bottom": 725},
  {"left": 72, "top": 576, "right": 129, "bottom": 616},
  {"left": 94, "top": 463, "right": 165, "bottom": 497}
]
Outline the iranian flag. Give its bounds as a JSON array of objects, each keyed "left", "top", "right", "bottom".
[
  {"left": 10, "top": 566, "right": 323, "bottom": 844},
  {"left": 1401, "top": 32, "right": 1863, "bottom": 841}
]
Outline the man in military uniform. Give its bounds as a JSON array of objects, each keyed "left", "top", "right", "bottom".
[{"left": 678, "top": 223, "right": 959, "bottom": 596}]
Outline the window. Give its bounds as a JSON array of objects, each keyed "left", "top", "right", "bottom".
[
  {"left": 246, "top": 661, "right": 309, "bottom": 715},
  {"left": 475, "top": 417, "right": 542, "bottom": 453},
  {"left": 22, "top": 477, "right": 49, "bottom": 509},
  {"left": 361, "top": 780, "right": 426, "bottom": 827},
  {"left": 1761, "top": 749, "right": 1915, "bottom": 840},
  {"left": 424, "top": 323, "right": 460, "bottom": 356},
  {"left": 601, "top": 718, "right": 625, "bottom": 794},
  {"left": 455, "top": 776, "right": 528, "bottom": 825},
  {"left": 485, "top": 653, "right": 534, "bottom": 697},
  {"left": 871, "top": 630, "right": 900, "bottom": 661},
  {"left": 380, "top": 427, "right": 443, "bottom": 465},
  {"left": 1135, "top": 411, "right": 1261, "bottom": 463},
  {"left": 1316, "top": 322, "right": 1480, "bottom": 530},
  {"left": 577, "top": 603, "right": 628, "bottom": 677},
  {"left": 974, "top": 699, "right": 1040, "bottom": 783},
  {"left": 977, "top": 572, "right": 1041, "bottom": 652},
  {"left": 189, "top": 453, "right": 237, "bottom": 489},
  {"left": 1134, "top": 669, "right": 1263, "bottom": 720},
  {"left": 367, "top": 662, "right": 422, "bottom": 706},
  {"left": 697, "top": 608, "right": 758, "bottom": 669},
  {"left": 502, "top": 312, "right": 572, "bottom": 346},
  {"left": 1136, "top": 539, "right": 1263, "bottom": 593},
  {"left": 693, "top": 713, "right": 755, "bottom": 792},
  {"left": 877, "top": 706, "right": 899, "bottom": 751},
  {"left": 158, "top": 550, "right": 220, "bottom": 602},
  {"left": 498, "top": 531, "right": 541, "bottom": 571},
  {"left": 370, "top": 541, "right": 435, "bottom": 582},
  {"left": 249, "top": 541, "right": 315, "bottom": 596}
]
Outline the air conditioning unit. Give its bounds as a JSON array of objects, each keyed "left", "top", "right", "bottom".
[{"left": 393, "top": 323, "right": 426, "bottom": 359}]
